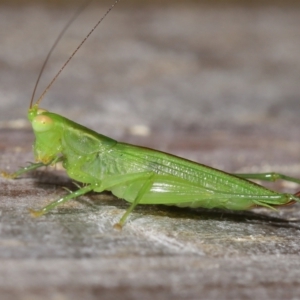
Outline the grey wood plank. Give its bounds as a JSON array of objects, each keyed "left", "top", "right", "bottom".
[{"left": 1, "top": 2, "right": 300, "bottom": 300}]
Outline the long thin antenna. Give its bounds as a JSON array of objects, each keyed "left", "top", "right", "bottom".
[
  {"left": 30, "top": 0, "right": 94, "bottom": 108},
  {"left": 32, "top": 0, "right": 121, "bottom": 108}
]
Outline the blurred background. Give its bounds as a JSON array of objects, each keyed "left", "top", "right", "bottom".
[
  {"left": 1, "top": 0, "right": 300, "bottom": 173},
  {"left": 2, "top": 0, "right": 300, "bottom": 5}
]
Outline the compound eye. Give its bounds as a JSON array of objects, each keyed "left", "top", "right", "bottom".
[{"left": 32, "top": 115, "right": 54, "bottom": 132}]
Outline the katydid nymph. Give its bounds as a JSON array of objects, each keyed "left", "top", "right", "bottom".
[{"left": 2, "top": 1, "right": 300, "bottom": 229}]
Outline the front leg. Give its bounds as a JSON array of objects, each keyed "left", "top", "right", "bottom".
[{"left": 1, "top": 156, "right": 63, "bottom": 179}]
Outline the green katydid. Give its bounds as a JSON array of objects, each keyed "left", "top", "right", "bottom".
[{"left": 2, "top": 1, "right": 300, "bottom": 229}]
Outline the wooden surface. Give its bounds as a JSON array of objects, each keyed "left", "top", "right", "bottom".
[{"left": 1, "top": 2, "right": 300, "bottom": 299}]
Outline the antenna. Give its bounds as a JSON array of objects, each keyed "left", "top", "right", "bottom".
[{"left": 30, "top": 0, "right": 121, "bottom": 108}]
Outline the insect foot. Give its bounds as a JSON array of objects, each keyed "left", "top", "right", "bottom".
[
  {"left": 29, "top": 209, "right": 46, "bottom": 218},
  {"left": 113, "top": 223, "right": 123, "bottom": 231},
  {"left": 1, "top": 171, "right": 17, "bottom": 179}
]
